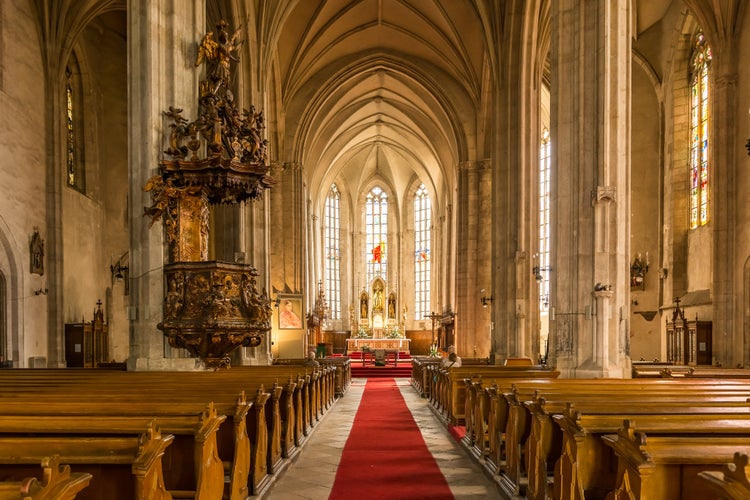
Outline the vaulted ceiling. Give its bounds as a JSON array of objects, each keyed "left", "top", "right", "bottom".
[
  {"left": 259, "top": 0, "right": 674, "bottom": 210},
  {"left": 270, "top": 0, "right": 489, "bottom": 212}
]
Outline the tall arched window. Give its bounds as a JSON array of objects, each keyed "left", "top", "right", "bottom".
[
  {"left": 65, "top": 53, "right": 86, "bottom": 193},
  {"left": 366, "top": 186, "right": 387, "bottom": 283},
  {"left": 324, "top": 185, "right": 341, "bottom": 320},
  {"left": 414, "top": 184, "right": 431, "bottom": 319},
  {"left": 538, "top": 129, "right": 551, "bottom": 312},
  {"left": 689, "top": 30, "right": 711, "bottom": 229}
]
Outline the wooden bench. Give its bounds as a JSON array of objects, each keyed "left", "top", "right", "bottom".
[
  {"left": 0, "top": 456, "right": 92, "bottom": 500},
  {"left": 426, "top": 365, "right": 560, "bottom": 424},
  {"left": 0, "top": 400, "right": 228, "bottom": 499},
  {"left": 503, "top": 381, "right": 750, "bottom": 498},
  {"left": 0, "top": 373, "right": 265, "bottom": 497},
  {"left": 456, "top": 377, "right": 750, "bottom": 497},
  {"left": 0, "top": 422, "right": 173, "bottom": 500},
  {"left": 410, "top": 357, "right": 442, "bottom": 397},
  {"left": 542, "top": 401, "right": 750, "bottom": 500},
  {"left": 0, "top": 365, "right": 337, "bottom": 498},
  {"left": 699, "top": 452, "right": 750, "bottom": 500},
  {"left": 603, "top": 420, "right": 750, "bottom": 499},
  {"left": 319, "top": 356, "right": 352, "bottom": 397}
]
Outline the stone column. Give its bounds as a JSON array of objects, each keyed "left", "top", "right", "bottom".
[
  {"left": 128, "top": 0, "right": 204, "bottom": 370},
  {"left": 269, "top": 162, "right": 306, "bottom": 295},
  {"left": 455, "top": 160, "right": 493, "bottom": 358},
  {"left": 550, "top": 0, "right": 632, "bottom": 378},
  {"left": 711, "top": 61, "right": 738, "bottom": 367}
]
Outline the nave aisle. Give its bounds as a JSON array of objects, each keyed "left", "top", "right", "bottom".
[{"left": 265, "top": 378, "right": 499, "bottom": 499}]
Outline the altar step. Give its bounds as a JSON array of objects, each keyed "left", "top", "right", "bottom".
[
  {"left": 350, "top": 364, "right": 413, "bottom": 378},
  {"left": 347, "top": 351, "right": 411, "bottom": 360}
]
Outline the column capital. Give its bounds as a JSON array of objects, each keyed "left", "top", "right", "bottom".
[
  {"left": 281, "top": 161, "right": 303, "bottom": 172},
  {"left": 715, "top": 72, "right": 739, "bottom": 88},
  {"left": 591, "top": 185, "right": 616, "bottom": 206},
  {"left": 457, "top": 160, "right": 492, "bottom": 172}
]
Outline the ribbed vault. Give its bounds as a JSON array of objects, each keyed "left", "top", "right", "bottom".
[{"left": 268, "top": 0, "right": 487, "bottom": 206}]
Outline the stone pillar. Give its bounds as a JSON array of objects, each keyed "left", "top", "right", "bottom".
[
  {"left": 128, "top": 0, "right": 204, "bottom": 370},
  {"left": 711, "top": 64, "right": 738, "bottom": 367},
  {"left": 269, "top": 162, "right": 306, "bottom": 295},
  {"left": 455, "top": 160, "right": 493, "bottom": 358},
  {"left": 550, "top": 0, "right": 632, "bottom": 378}
]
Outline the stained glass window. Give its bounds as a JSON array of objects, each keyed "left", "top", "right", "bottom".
[
  {"left": 538, "top": 129, "right": 551, "bottom": 311},
  {"left": 65, "top": 61, "right": 85, "bottom": 193},
  {"left": 689, "top": 31, "right": 711, "bottom": 229},
  {"left": 366, "top": 186, "right": 387, "bottom": 284},
  {"left": 324, "top": 185, "right": 341, "bottom": 320},
  {"left": 414, "top": 184, "right": 431, "bottom": 320}
]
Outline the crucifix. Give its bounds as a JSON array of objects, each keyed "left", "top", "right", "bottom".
[{"left": 425, "top": 311, "right": 441, "bottom": 347}]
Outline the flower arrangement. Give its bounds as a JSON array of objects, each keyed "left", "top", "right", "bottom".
[
  {"left": 385, "top": 325, "right": 402, "bottom": 339},
  {"left": 353, "top": 326, "right": 370, "bottom": 339},
  {"left": 428, "top": 344, "right": 440, "bottom": 358}
]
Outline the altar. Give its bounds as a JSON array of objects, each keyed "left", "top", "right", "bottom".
[{"left": 346, "top": 338, "right": 411, "bottom": 353}]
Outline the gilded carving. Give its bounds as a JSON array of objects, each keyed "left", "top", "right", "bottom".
[
  {"left": 159, "top": 262, "right": 272, "bottom": 368},
  {"left": 146, "top": 21, "right": 274, "bottom": 368}
]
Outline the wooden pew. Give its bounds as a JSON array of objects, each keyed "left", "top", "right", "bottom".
[
  {"left": 0, "top": 365, "right": 334, "bottom": 498},
  {"left": 699, "top": 452, "right": 750, "bottom": 500},
  {"left": 603, "top": 420, "right": 750, "bottom": 499},
  {"left": 0, "top": 456, "right": 92, "bottom": 500},
  {"left": 427, "top": 365, "right": 560, "bottom": 424},
  {"left": 410, "top": 357, "right": 442, "bottom": 397},
  {"left": 504, "top": 382, "right": 750, "bottom": 498},
  {"left": 0, "top": 422, "right": 173, "bottom": 500},
  {"left": 459, "top": 377, "right": 750, "bottom": 497},
  {"left": 543, "top": 401, "right": 750, "bottom": 500},
  {"left": 0, "top": 400, "right": 228, "bottom": 499},
  {"left": 0, "top": 375, "right": 261, "bottom": 498},
  {"left": 319, "top": 356, "right": 352, "bottom": 397}
]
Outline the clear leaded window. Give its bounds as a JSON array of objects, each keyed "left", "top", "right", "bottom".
[
  {"left": 324, "top": 184, "right": 341, "bottom": 320},
  {"left": 690, "top": 31, "right": 711, "bottom": 229},
  {"left": 366, "top": 186, "right": 387, "bottom": 284},
  {"left": 414, "top": 184, "right": 431, "bottom": 320},
  {"left": 538, "top": 129, "right": 551, "bottom": 311}
]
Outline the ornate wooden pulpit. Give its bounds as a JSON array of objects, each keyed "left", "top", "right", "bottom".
[{"left": 144, "top": 21, "right": 274, "bottom": 368}]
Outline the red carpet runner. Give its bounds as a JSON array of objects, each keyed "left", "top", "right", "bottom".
[{"left": 329, "top": 378, "right": 454, "bottom": 499}]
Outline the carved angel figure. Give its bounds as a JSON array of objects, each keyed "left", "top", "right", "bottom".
[{"left": 196, "top": 20, "right": 243, "bottom": 95}]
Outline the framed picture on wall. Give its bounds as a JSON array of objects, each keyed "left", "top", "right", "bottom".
[{"left": 278, "top": 296, "right": 304, "bottom": 330}]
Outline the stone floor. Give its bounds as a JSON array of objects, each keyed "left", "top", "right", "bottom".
[{"left": 263, "top": 377, "right": 501, "bottom": 499}]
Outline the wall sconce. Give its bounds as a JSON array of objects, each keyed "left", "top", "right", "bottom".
[
  {"left": 480, "top": 289, "right": 493, "bottom": 308},
  {"left": 110, "top": 252, "right": 129, "bottom": 295},
  {"left": 532, "top": 266, "right": 551, "bottom": 283}
]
